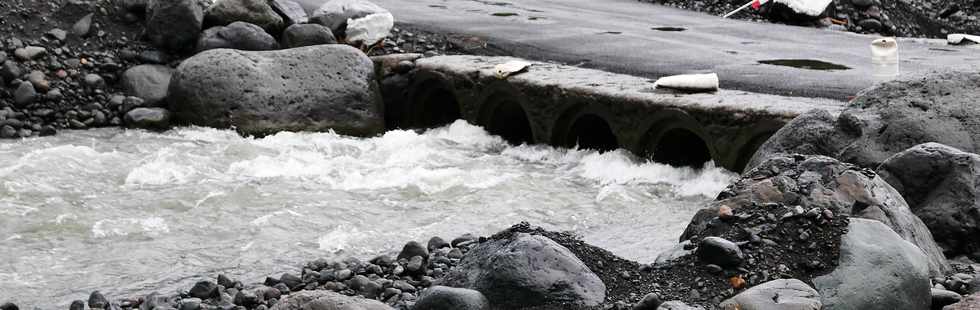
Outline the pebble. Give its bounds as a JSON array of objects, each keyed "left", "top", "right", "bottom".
[
  {"left": 27, "top": 70, "right": 48, "bottom": 92},
  {"left": 1, "top": 61, "right": 21, "bottom": 82},
  {"left": 14, "top": 46, "right": 46, "bottom": 61},
  {"left": 280, "top": 273, "right": 302, "bottom": 290},
  {"left": 73, "top": 13, "right": 94, "bottom": 37},
  {"left": 718, "top": 205, "right": 734, "bottom": 220},
  {"left": 83, "top": 73, "right": 105, "bottom": 89},
  {"left": 13, "top": 82, "right": 36, "bottom": 107},
  {"left": 859, "top": 19, "right": 883, "bottom": 32},
  {"left": 407, "top": 255, "right": 425, "bottom": 272},
  {"left": 46, "top": 28, "right": 68, "bottom": 42},
  {"left": 427, "top": 236, "right": 450, "bottom": 251},
  {"left": 0, "top": 125, "right": 16, "bottom": 138},
  {"left": 632, "top": 293, "right": 662, "bottom": 310}
]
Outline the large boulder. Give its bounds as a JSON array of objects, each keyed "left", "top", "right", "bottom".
[
  {"left": 682, "top": 154, "right": 950, "bottom": 276},
  {"left": 270, "top": 290, "right": 391, "bottom": 310},
  {"left": 204, "top": 0, "right": 284, "bottom": 34},
  {"left": 146, "top": 0, "right": 204, "bottom": 51},
  {"left": 121, "top": 65, "right": 174, "bottom": 106},
  {"left": 281, "top": 23, "right": 337, "bottom": 48},
  {"left": 197, "top": 22, "right": 279, "bottom": 51},
  {"left": 439, "top": 233, "right": 606, "bottom": 308},
  {"left": 877, "top": 143, "right": 980, "bottom": 260},
  {"left": 719, "top": 279, "right": 821, "bottom": 310},
  {"left": 748, "top": 72, "right": 980, "bottom": 171},
  {"left": 412, "top": 286, "right": 489, "bottom": 310},
  {"left": 813, "top": 218, "right": 931, "bottom": 310},
  {"left": 168, "top": 45, "right": 384, "bottom": 137},
  {"left": 310, "top": 0, "right": 392, "bottom": 46}
]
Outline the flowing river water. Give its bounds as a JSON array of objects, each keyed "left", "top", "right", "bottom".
[{"left": 0, "top": 121, "right": 735, "bottom": 308}]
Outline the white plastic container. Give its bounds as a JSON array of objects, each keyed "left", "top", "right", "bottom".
[{"left": 870, "top": 38, "right": 899, "bottom": 82}]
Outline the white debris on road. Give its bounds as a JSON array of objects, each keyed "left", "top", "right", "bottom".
[
  {"left": 653, "top": 73, "right": 719, "bottom": 92},
  {"left": 494, "top": 60, "right": 532, "bottom": 79},
  {"left": 948, "top": 34, "right": 980, "bottom": 45},
  {"left": 773, "top": 0, "right": 833, "bottom": 16}
]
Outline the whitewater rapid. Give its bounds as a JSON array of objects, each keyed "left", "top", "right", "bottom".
[{"left": 0, "top": 121, "right": 735, "bottom": 307}]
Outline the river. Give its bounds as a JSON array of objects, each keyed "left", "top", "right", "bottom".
[{"left": 0, "top": 121, "right": 735, "bottom": 308}]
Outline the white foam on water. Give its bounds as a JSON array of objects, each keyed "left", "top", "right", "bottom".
[
  {"left": 91, "top": 217, "right": 171, "bottom": 238},
  {"left": 124, "top": 147, "right": 198, "bottom": 186}
]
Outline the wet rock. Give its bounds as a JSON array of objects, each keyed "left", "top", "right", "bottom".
[
  {"left": 89, "top": 291, "right": 109, "bottom": 309},
  {"left": 933, "top": 289, "right": 963, "bottom": 309},
  {"left": 189, "top": 281, "right": 219, "bottom": 299},
  {"left": 440, "top": 232, "right": 606, "bottom": 308},
  {"left": 13, "top": 82, "right": 36, "bottom": 107},
  {"left": 146, "top": 0, "right": 204, "bottom": 51},
  {"left": 269, "top": 290, "right": 391, "bottom": 310},
  {"left": 0, "top": 302, "right": 18, "bottom": 310},
  {"left": 204, "top": 0, "right": 284, "bottom": 33},
  {"left": 124, "top": 107, "right": 171, "bottom": 130},
  {"left": 179, "top": 298, "right": 201, "bottom": 310},
  {"left": 27, "top": 70, "right": 48, "bottom": 92},
  {"left": 169, "top": 45, "right": 383, "bottom": 137},
  {"left": 685, "top": 153, "right": 950, "bottom": 276},
  {"left": 450, "top": 234, "right": 476, "bottom": 247},
  {"left": 877, "top": 143, "right": 980, "bottom": 260},
  {"left": 197, "top": 22, "right": 279, "bottom": 52},
  {"left": 73, "top": 13, "right": 94, "bottom": 37},
  {"left": 280, "top": 24, "right": 337, "bottom": 48},
  {"left": 217, "top": 274, "right": 235, "bottom": 288},
  {"left": 719, "top": 279, "right": 821, "bottom": 309},
  {"left": 813, "top": 218, "right": 931, "bottom": 310},
  {"left": 46, "top": 28, "right": 68, "bottom": 42},
  {"left": 412, "top": 286, "right": 489, "bottom": 310},
  {"left": 749, "top": 72, "right": 980, "bottom": 171},
  {"left": 632, "top": 293, "right": 662, "bottom": 310},
  {"left": 141, "top": 292, "right": 176, "bottom": 310},
  {"left": 280, "top": 273, "right": 303, "bottom": 291},
  {"left": 859, "top": 19, "right": 883, "bottom": 32},
  {"left": 427, "top": 237, "right": 449, "bottom": 251},
  {"left": 233, "top": 290, "right": 260, "bottom": 307},
  {"left": 122, "top": 65, "right": 174, "bottom": 106},
  {"left": 695, "top": 237, "right": 743, "bottom": 268},
  {"left": 70, "top": 300, "right": 85, "bottom": 310}
]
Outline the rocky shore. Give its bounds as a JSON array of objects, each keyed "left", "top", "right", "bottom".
[
  {"left": 647, "top": 0, "right": 980, "bottom": 38},
  {"left": 4, "top": 0, "right": 980, "bottom": 309}
]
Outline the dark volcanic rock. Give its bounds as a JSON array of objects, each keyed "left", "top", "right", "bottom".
[
  {"left": 204, "top": 0, "right": 284, "bottom": 33},
  {"left": 168, "top": 45, "right": 384, "bottom": 137},
  {"left": 877, "top": 143, "right": 980, "bottom": 260},
  {"left": 440, "top": 232, "right": 606, "bottom": 308},
  {"left": 933, "top": 289, "right": 963, "bottom": 309},
  {"left": 281, "top": 24, "right": 337, "bottom": 48},
  {"left": 121, "top": 65, "right": 174, "bottom": 106},
  {"left": 687, "top": 153, "right": 950, "bottom": 276},
  {"left": 125, "top": 107, "right": 171, "bottom": 130},
  {"left": 146, "top": 0, "right": 204, "bottom": 51},
  {"left": 13, "top": 82, "right": 36, "bottom": 107},
  {"left": 89, "top": 291, "right": 109, "bottom": 309},
  {"left": 197, "top": 22, "right": 279, "bottom": 52},
  {"left": 188, "top": 281, "right": 218, "bottom": 299},
  {"left": 413, "top": 286, "right": 489, "bottom": 310},
  {"left": 749, "top": 72, "right": 980, "bottom": 171},
  {"left": 269, "top": 290, "right": 391, "bottom": 310},
  {"left": 813, "top": 218, "right": 931, "bottom": 310},
  {"left": 0, "top": 303, "right": 18, "bottom": 310},
  {"left": 695, "top": 236, "right": 743, "bottom": 268},
  {"left": 944, "top": 292, "right": 980, "bottom": 310}
]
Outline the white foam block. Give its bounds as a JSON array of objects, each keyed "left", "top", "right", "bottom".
[{"left": 772, "top": 0, "right": 833, "bottom": 16}]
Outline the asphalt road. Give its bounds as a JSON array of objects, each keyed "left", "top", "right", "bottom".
[{"left": 373, "top": 0, "right": 980, "bottom": 100}]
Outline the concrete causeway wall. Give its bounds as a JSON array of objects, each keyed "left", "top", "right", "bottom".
[{"left": 385, "top": 55, "right": 845, "bottom": 171}]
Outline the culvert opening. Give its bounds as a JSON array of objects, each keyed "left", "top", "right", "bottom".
[
  {"left": 487, "top": 100, "right": 533, "bottom": 145},
  {"left": 565, "top": 114, "right": 618, "bottom": 152},
  {"left": 416, "top": 88, "right": 462, "bottom": 128},
  {"left": 651, "top": 128, "right": 712, "bottom": 168}
]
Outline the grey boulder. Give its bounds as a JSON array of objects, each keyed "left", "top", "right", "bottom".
[
  {"left": 657, "top": 301, "right": 705, "bottom": 310},
  {"left": 412, "top": 286, "right": 489, "bottom": 310},
  {"left": 197, "top": 22, "right": 279, "bottom": 52},
  {"left": 813, "top": 218, "right": 931, "bottom": 310},
  {"left": 682, "top": 153, "right": 950, "bottom": 276},
  {"left": 719, "top": 279, "right": 821, "bottom": 310},
  {"left": 877, "top": 143, "right": 980, "bottom": 260},
  {"left": 122, "top": 65, "right": 174, "bottom": 106},
  {"left": 439, "top": 233, "right": 606, "bottom": 308},
  {"left": 748, "top": 72, "right": 980, "bottom": 171},
  {"left": 281, "top": 23, "right": 337, "bottom": 48},
  {"left": 125, "top": 107, "right": 172, "bottom": 131},
  {"left": 146, "top": 0, "right": 204, "bottom": 51},
  {"left": 270, "top": 290, "right": 391, "bottom": 310},
  {"left": 168, "top": 44, "right": 384, "bottom": 137},
  {"left": 204, "top": 0, "right": 284, "bottom": 33}
]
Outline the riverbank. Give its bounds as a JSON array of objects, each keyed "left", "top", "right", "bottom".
[{"left": 647, "top": 0, "right": 980, "bottom": 38}]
